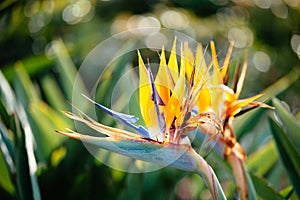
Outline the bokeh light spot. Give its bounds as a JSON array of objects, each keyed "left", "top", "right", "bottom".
[
  {"left": 62, "top": 0, "right": 92, "bottom": 24},
  {"left": 145, "top": 32, "right": 167, "bottom": 49},
  {"left": 138, "top": 16, "right": 161, "bottom": 35},
  {"left": 291, "top": 34, "right": 300, "bottom": 58},
  {"left": 271, "top": 0, "right": 288, "bottom": 19},
  {"left": 254, "top": 0, "right": 272, "bottom": 9},
  {"left": 228, "top": 27, "right": 253, "bottom": 48},
  {"left": 253, "top": 51, "right": 271, "bottom": 72},
  {"left": 160, "top": 10, "right": 189, "bottom": 30}
]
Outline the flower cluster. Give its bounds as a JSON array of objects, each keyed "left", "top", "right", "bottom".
[
  {"left": 57, "top": 39, "right": 271, "bottom": 199},
  {"left": 137, "top": 39, "right": 270, "bottom": 159}
]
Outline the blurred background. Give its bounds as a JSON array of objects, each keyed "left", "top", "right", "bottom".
[
  {"left": 1, "top": 0, "right": 300, "bottom": 199},
  {"left": 2, "top": 0, "right": 300, "bottom": 103}
]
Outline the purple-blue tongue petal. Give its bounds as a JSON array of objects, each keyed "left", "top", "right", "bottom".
[
  {"left": 82, "top": 94, "right": 150, "bottom": 138},
  {"left": 147, "top": 67, "right": 166, "bottom": 132},
  {"left": 147, "top": 68, "right": 165, "bottom": 106}
]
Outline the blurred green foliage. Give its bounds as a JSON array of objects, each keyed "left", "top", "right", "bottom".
[{"left": 1, "top": 0, "right": 300, "bottom": 199}]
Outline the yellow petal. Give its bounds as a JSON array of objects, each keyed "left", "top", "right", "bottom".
[
  {"left": 183, "top": 42, "right": 194, "bottom": 82},
  {"left": 176, "top": 46, "right": 186, "bottom": 103},
  {"left": 138, "top": 51, "right": 157, "bottom": 127},
  {"left": 155, "top": 46, "right": 171, "bottom": 104},
  {"left": 210, "top": 41, "right": 222, "bottom": 85},
  {"left": 193, "top": 44, "right": 208, "bottom": 87},
  {"left": 191, "top": 44, "right": 211, "bottom": 112},
  {"left": 197, "top": 86, "right": 211, "bottom": 113},
  {"left": 235, "top": 53, "right": 248, "bottom": 98},
  {"left": 165, "top": 96, "right": 180, "bottom": 129},
  {"left": 168, "top": 38, "right": 179, "bottom": 83},
  {"left": 221, "top": 41, "right": 234, "bottom": 79},
  {"left": 195, "top": 44, "right": 207, "bottom": 77},
  {"left": 164, "top": 47, "right": 187, "bottom": 129},
  {"left": 210, "top": 86, "right": 226, "bottom": 116}
]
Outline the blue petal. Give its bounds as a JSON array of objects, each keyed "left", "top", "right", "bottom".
[
  {"left": 82, "top": 94, "right": 150, "bottom": 138},
  {"left": 147, "top": 68, "right": 165, "bottom": 106},
  {"left": 147, "top": 68, "right": 166, "bottom": 132}
]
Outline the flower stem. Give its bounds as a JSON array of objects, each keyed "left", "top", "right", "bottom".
[{"left": 191, "top": 149, "right": 227, "bottom": 200}]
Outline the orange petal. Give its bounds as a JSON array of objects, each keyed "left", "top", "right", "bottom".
[
  {"left": 197, "top": 86, "right": 211, "bottom": 113},
  {"left": 227, "top": 93, "right": 264, "bottom": 117},
  {"left": 165, "top": 51, "right": 186, "bottom": 128}
]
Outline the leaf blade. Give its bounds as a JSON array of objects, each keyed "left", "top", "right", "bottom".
[{"left": 269, "top": 118, "right": 300, "bottom": 198}]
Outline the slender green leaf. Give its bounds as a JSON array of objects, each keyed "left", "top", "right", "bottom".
[
  {"left": 29, "top": 101, "right": 67, "bottom": 161},
  {"left": 16, "top": 134, "right": 34, "bottom": 200},
  {"left": 0, "top": 121, "right": 15, "bottom": 182},
  {"left": 13, "top": 62, "right": 39, "bottom": 107},
  {"left": 247, "top": 140, "right": 278, "bottom": 176},
  {"left": 279, "top": 185, "right": 293, "bottom": 199},
  {"left": 272, "top": 98, "right": 300, "bottom": 153},
  {"left": 244, "top": 164, "right": 257, "bottom": 200},
  {"left": 7, "top": 64, "right": 41, "bottom": 199},
  {"left": 269, "top": 118, "right": 300, "bottom": 199},
  {"left": 16, "top": 105, "right": 41, "bottom": 200},
  {"left": 2, "top": 54, "right": 54, "bottom": 83},
  {"left": 41, "top": 75, "right": 67, "bottom": 111},
  {"left": 0, "top": 71, "right": 16, "bottom": 115},
  {"left": 51, "top": 38, "right": 86, "bottom": 101},
  {"left": 262, "top": 68, "right": 299, "bottom": 99},
  {"left": 0, "top": 144, "right": 15, "bottom": 196},
  {"left": 119, "top": 173, "right": 142, "bottom": 200},
  {"left": 250, "top": 172, "right": 282, "bottom": 200}
]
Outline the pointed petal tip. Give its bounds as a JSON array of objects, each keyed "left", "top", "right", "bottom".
[
  {"left": 55, "top": 129, "right": 81, "bottom": 140},
  {"left": 62, "top": 110, "right": 74, "bottom": 117},
  {"left": 253, "top": 100, "right": 275, "bottom": 109}
]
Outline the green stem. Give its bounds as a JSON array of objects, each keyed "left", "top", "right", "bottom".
[{"left": 191, "top": 149, "right": 227, "bottom": 200}]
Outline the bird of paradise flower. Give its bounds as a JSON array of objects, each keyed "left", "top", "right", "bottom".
[{"left": 56, "top": 39, "right": 271, "bottom": 200}]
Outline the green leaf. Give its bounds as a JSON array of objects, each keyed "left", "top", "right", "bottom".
[
  {"left": 0, "top": 148, "right": 15, "bottom": 196},
  {"left": 262, "top": 68, "right": 299, "bottom": 99},
  {"left": 120, "top": 173, "right": 142, "bottom": 200},
  {"left": 244, "top": 164, "right": 257, "bottom": 200},
  {"left": 13, "top": 62, "right": 66, "bottom": 161},
  {"left": 250, "top": 172, "right": 282, "bottom": 200},
  {"left": 41, "top": 75, "right": 67, "bottom": 111},
  {"left": 0, "top": 71, "right": 16, "bottom": 115},
  {"left": 269, "top": 118, "right": 300, "bottom": 199},
  {"left": 51, "top": 38, "right": 86, "bottom": 101},
  {"left": 234, "top": 108, "right": 265, "bottom": 140},
  {"left": 279, "top": 185, "right": 293, "bottom": 199},
  {"left": 13, "top": 62, "right": 40, "bottom": 107},
  {"left": 0, "top": 122, "right": 15, "bottom": 195},
  {"left": 16, "top": 105, "right": 41, "bottom": 200},
  {"left": 272, "top": 98, "right": 300, "bottom": 153},
  {"left": 16, "top": 135, "right": 34, "bottom": 200},
  {"left": 247, "top": 140, "right": 278, "bottom": 176},
  {"left": 29, "top": 101, "right": 68, "bottom": 161},
  {"left": 2, "top": 54, "right": 54, "bottom": 83}
]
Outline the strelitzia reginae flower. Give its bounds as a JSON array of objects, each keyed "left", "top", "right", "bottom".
[{"left": 57, "top": 39, "right": 271, "bottom": 200}]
